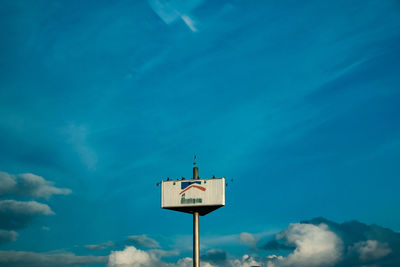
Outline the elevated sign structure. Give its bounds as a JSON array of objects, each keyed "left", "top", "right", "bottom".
[
  {"left": 161, "top": 178, "right": 225, "bottom": 216},
  {"left": 160, "top": 159, "right": 226, "bottom": 267}
]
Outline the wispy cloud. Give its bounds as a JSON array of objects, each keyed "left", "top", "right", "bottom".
[
  {"left": 181, "top": 14, "right": 198, "bottom": 32},
  {"left": 0, "top": 230, "right": 18, "bottom": 245},
  {"left": 85, "top": 241, "right": 115, "bottom": 251},
  {"left": 170, "top": 230, "right": 277, "bottom": 252},
  {"left": 127, "top": 234, "right": 160, "bottom": 249},
  {"left": 238, "top": 232, "right": 257, "bottom": 248},
  {"left": 65, "top": 124, "right": 98, "bottom": 170},
  {"left": 148, "top": 0, "right": 202, "bottom": 32}
]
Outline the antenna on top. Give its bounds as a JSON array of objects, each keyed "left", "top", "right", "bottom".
[{"left": 193, "top": 155, "right": 199, "bottom": 179}]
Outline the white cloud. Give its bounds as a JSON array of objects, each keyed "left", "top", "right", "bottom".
[
  {"left": 352, "top": 240, "right": 391, "bottom": 261},
  {"left": 230, "top": 254, "right": 263, "bottom": 267},
  {"left": 108, "top": 246, "right": 157, "bottom": 267},
  {"left": 239, "top": 232, "right": 257, "bottom": 247},
  {"left": 175, "top": 257, "right": 194, "bottom": 267},
  {"left": 0, "top": 171, "right": 71, "bottom": 199},
  {"left": 108, "top": 246, "right": 214, "bottom": 267},
  {"left": 267, "top": 255, "right": 283, "bottom": 260},
  {"left": 127, "top": 235, "right": 160, "bottom": 249},
  {"left": 270, "top": 223, "right": 343, "bottom": 267},
  {"left": 0, "top": 250, "right": 107, "bottom": 267},
  {"left": 0, "top": 230, "right": 18, "bottom": 244}
]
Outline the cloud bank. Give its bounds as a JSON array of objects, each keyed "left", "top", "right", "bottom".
[
  {"left": 104, "top": 218, "right": 399, "bottom": 267},
  {"left": 0, "top": 200, "right": 54, "bottom": 230},
  {"left": 0, "top": 170, "right": 70, "bottom": 245},
  {"left": 105, "top": 219, "right": 399, "bottom": 267},
  {"left": 261, "top": 218, "right": 400, "bottom": 267},
  {"left": 0, "top": 250, "right": 107, "bottom": 267},
  {"left": 0, "top": 171, "right": 71, "bottom": 199},
  {"left": 2, "top": 217, "right": 396, "bottom": 267}
]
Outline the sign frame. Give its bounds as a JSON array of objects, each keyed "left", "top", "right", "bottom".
[{"left": 161, "top": 178, "right": 225, "bottom": 216}]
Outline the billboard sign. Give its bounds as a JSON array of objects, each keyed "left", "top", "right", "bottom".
[{"left": 161, "top": 178, "right": 225, "bottom": 215}]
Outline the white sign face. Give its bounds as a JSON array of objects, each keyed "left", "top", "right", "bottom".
[{"left": 161, "top": 178, "right": 225, "bottom": 209}]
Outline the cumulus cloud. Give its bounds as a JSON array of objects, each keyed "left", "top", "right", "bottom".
[
  {"left": 230, "top": 254, "right": 263, "bottom": 267},
  {"left": 0, "top": 250, "right": 107, "bottom": 267},
  {"left": 0, "top": 230, "right": 18, "bottom": 245},
  {"left": 0, "top": 200, "right": 54, "bottom": 230},
  {"left": 269, "top": 223, "right": 343, "bottom": 267},
  {"left": 192, "top": 224, "right": 343, "bottom": 267},
  {"left": 85, "top": 241, "right": 115, "bottom": 250},
  {"left": 0, "top": 171, "right": 71, "bottom": 199},
  {"left": 107, "top": 220, "right": 400, "bottom": 267},
  {"left": 108, "top": 246, "right": 215, "bottom": 267},
  {"left": 108, "top": 246, "right": 158, "bottom": 267},
  {"left": 127, "top": 235, "right": 160, "bottom": 249},
  {"left": 351, "top": 240, "right": 391, "bottom": 261},
  {"left": 107, "top": 246, "right": 273, "bottom": 267},
  {"left": 298, "top": 217, "right": 400, "bottom": 266}
]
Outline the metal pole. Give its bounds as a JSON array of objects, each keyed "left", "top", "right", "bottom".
[
  {"left": 193, "top": 163, "right": 200, "bottom": 267},
  {"left": 193, "top": 211, "right": 200, "bottom": 267}
]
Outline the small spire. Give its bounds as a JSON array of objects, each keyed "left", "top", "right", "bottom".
[{"left": 193, "top": 155, "right": 199, "bottom": 179}]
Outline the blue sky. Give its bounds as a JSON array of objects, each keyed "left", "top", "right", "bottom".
[{"left": 0, "top": 0, "right": 400, "bottom": 266}]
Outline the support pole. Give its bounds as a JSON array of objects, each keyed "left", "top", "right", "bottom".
[
  {"left": 193, "top": 211, "right": 200, "bottom": 267},
  {"left": 193, "top": 162, "right": 200, "bottom": 267}
]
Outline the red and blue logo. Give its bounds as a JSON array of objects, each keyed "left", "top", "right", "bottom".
[{"left": 180, "top": 181, "right": 206, "bottom": 194}]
